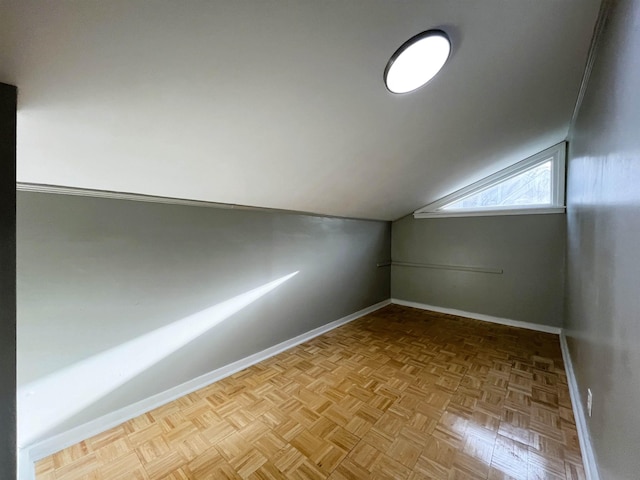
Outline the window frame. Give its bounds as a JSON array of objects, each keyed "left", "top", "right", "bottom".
[{"left": 413, "top": 142, "right": 566, "bottom": 219}]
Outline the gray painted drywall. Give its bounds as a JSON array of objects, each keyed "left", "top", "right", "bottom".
[
  {"left": 391, "top": 214, "right": 566, "bottom": 327},
  {"left": 0, "top": 84, "right": 17, "bottom": 479},
  {"left": 17, "top": 191, "right": 390, "bottom": 447},
  {"left": 565, "top": 0, "right": 640, "bottom": 477}
]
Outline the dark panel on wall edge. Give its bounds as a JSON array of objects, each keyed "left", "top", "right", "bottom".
[{"left": 0, "top": 82, "right": 17, "bottom": 479}]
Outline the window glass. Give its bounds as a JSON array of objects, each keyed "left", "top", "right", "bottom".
[{"left": 442, "top": 160, "right": 551, "bottom": 210}]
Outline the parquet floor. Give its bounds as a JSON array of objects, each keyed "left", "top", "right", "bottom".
[{"left": 35, "top": 305, "right": 585, "bottom": 480}]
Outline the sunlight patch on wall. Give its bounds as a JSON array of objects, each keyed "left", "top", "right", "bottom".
[{"left": 17, "top": 271, "right": 298, "bottom": 447}]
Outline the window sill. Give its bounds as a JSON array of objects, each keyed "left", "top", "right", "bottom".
[{"left": 413, "top": 206, "right": 566, "bottom": 219}]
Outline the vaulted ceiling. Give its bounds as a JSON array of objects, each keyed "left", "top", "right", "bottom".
[{"left": 1, "top": 0, "right": 600, "bottom": 220}]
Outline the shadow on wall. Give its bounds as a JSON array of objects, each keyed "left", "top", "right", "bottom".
[{"left": 17, "top": 271, "right": 299, "bottom": 448}]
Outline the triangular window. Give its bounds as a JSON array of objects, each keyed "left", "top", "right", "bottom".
[{"left": 414, "top": 143, "right": 566, "bottom": 218}]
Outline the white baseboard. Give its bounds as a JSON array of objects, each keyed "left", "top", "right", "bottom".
[
  {"left": 559, "top": 332, "right": 600, "bottom": 480},
  {"left": 390, "top": 298, "right": 562, "bottom": 334},
  {"left": 21, "top": 299, "right": 390, "bottom": 479},
  {"left": 18, "top": 448, "right": 33, "bottom": 480}
]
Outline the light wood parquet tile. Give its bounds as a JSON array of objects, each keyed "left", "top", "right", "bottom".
[{"left": 35, "top": 305, "right": 585, "bottom": 479}]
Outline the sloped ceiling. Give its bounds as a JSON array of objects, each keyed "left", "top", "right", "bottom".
[{"left": 1, "top": 0, "right": 600, "bottom": 220}]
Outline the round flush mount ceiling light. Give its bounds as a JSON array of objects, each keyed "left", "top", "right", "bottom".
[{"left": 384, "top": 29, "right": 451, "bottom": 94}]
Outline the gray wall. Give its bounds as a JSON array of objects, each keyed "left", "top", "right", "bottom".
[
  {"left": 391, "top": 214, "right": 566, "bottom": 327},
  {"left": 17, "top": 191, "right": 390, "bottom": 446},
  {"left": 1, "top": 84, "right": 16, "bottom": 479},
  {"left": 565, "top": 0, "right": 640, "bottom": 477}
]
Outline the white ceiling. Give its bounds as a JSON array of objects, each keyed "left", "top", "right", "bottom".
[{"left": 1, "top": 0, "right": 600, "bottom": 220}]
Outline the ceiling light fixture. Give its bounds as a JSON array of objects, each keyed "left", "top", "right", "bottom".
[{"left": 384, "top": 29, "right": 451, "bottom": 94}]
